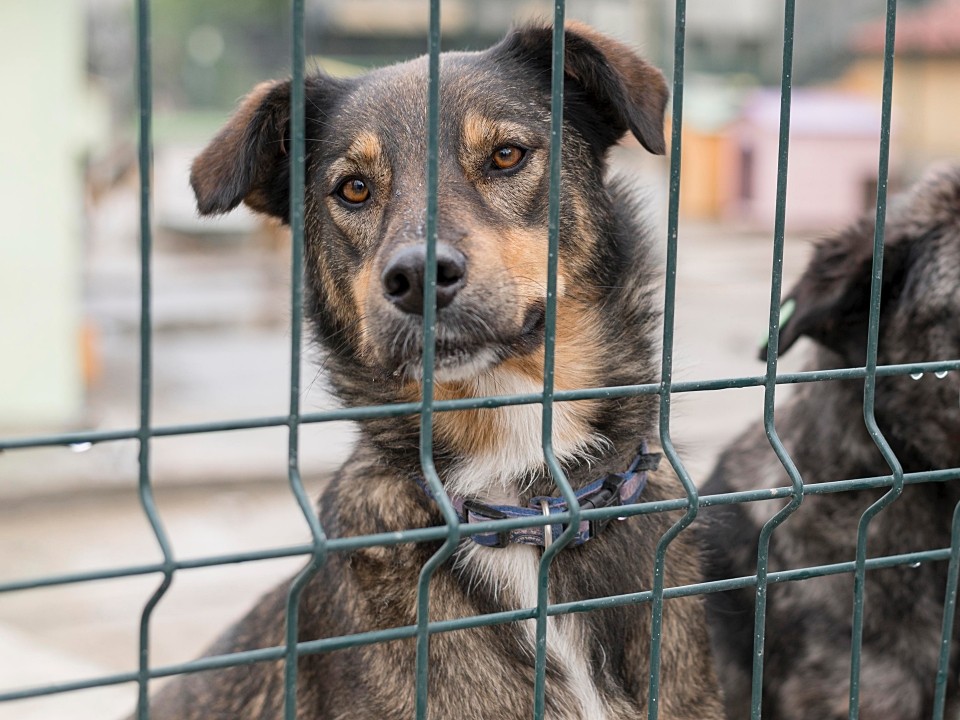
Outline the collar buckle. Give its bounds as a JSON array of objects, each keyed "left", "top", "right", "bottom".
[{"left": 581, "top": 473, "right": 627, "bottom": 538}]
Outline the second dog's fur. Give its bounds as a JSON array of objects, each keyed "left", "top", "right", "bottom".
[
  {"left": 703, "top": 164, "right": 960, "bottom": 719},
  {"left": 140, "top": 23, "right": 724, "bottom": 720}
]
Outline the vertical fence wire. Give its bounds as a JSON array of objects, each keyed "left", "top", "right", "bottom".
[
  {"left": 848, "top": 1, "right": 901, "bottom": 716},
  {"left": 282, "top": 1, "right": 329, "bottom": 717},
  {"left": 932, "top": 501, "right": 960, "bottom": 719},
  {"left": 532, "top": 4, "right": 584, "bottom": 718},
  {"left": 414, "top": 0, "right": 463, "bottom": 716},
  {"left": 749, "top": 1, "right": 805, "bottom": 717},
  {"left": 134, "top": 1, "right": 175, "bottom": 717},
  {"left": 646, "top": 1, "right": 697, "bottom": 716}
]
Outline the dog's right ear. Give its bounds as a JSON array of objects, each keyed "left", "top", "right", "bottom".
[
  {"left": 191, "top": 76, "right": 346, "bottom": 222},
  {"left": 768, "top": 219, "right": 910, "bottom": 363}
]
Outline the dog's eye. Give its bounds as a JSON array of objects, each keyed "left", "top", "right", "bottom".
[
  {"left": 489, "top": 145, "right": 527, "bottom": 173},
  {"left": 335, "top": 177, "right": 371, "bottom": 205}
]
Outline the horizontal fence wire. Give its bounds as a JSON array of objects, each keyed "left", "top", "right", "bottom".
[
  {"left": 1, "top": 0, "right": 959, "bottom": 718},
  {"left": 1, "top": 546, "right": 953, "bottom": 705},
  {"left": 3, "top": 361, "right": 958, "bottom": 452},
  {"left": 4, "top": 466, "right": 960, "bottom": 595}
]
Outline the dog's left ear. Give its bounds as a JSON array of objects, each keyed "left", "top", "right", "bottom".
[
  {"left": 768, "top": 220, "right": 911, "bottom": 363},
  {"left": 493, "top": 22, "right": 669, "bottom": 155}
]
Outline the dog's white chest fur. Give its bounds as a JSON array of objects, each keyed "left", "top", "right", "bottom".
[
  {"left": 447, "top": 369, "right": 612, "bottom": 719},
  {"left": 444, "top": 369, "right": 608, "bottom": 501},
  {"left": 455, "top": 544, "right": 611, "bottom": 720}
]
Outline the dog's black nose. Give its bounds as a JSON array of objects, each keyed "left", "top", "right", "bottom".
[{"left": 381, "top": 244, "right": 467, "bottom": 314}]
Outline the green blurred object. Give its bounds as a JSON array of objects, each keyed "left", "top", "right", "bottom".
[{"left": 758, "top": 297, "right": 797, "bottom": 352}]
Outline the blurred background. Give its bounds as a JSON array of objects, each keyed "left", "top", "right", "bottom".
[{"left": 1, "top": 0, "right": 958, "bottom": 717}]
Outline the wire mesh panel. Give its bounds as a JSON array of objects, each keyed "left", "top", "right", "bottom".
[{"left": 2, "top": 0, "right": 960, "bottom": 719}]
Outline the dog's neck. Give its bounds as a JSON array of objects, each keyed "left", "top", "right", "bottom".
[
  {"left": 436, "top": 365, "right": 612, "bottom": 504},
  {"left": 344, "top": 351, "right": 657, "bottom": 506}
]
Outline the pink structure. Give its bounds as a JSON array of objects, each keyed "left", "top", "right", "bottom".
[{"left": 725, "top": 89, "right": 897, "bottom": 231}]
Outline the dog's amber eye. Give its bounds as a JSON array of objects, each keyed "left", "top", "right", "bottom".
[
  {"left": 336, "top": 177, "right": 370, "bottom": 205},
  {"left": 490, "top": 145, "right": 526, "bottom": 172}
]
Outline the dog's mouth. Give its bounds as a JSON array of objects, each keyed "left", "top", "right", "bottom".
[
  {"left": 388, "top": 302, "right": 546, "bottom": 382},
  {"left": 513, "top": 301, "right": 548, "bottom": 350}
]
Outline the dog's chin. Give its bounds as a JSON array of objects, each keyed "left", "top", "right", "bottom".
[
  {"left": 393, "top": 344, "right": 520, "bottom": 384},
  {"left": 433, "top": 348, "right": 501, "bottom": 383},
  {"left": 388, "top": 304, "right": 547, "bottom": 384}
]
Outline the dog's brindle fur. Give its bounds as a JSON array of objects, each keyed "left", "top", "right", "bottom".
[
  {"left": 145, "top": 24, "right": 724, "bottom": 719},
  {"left": 703, "top": 165, "right": 960, "bottom": 720}
]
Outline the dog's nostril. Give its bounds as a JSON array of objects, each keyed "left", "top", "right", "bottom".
[
  {"left": 381, "top": 248, "right": 423, "bottom": 313},
  {"left": 383, "top": 269, "right": 411, "bottom": 298},
  {"left": 436, "top": 255, "right": 466, "bottom": 288}
]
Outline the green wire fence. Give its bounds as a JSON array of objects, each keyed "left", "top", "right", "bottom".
[{"left": 2, "top": 0, "right": 960, "bottom": 719}]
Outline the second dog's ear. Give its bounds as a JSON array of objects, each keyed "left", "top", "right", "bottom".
[
  {"left": 191, "top": 76, "right": 347, "bottom": 222},
  {"left": 493, "top": 22, "right": 669, "bottom": 155},
  {"left": 770, "top": 220, "right": 910, "bottom": 363}
]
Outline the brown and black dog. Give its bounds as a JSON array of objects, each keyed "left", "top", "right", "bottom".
[
  {"left": 144, "top": 23, "right": 724, "bottom": 719},
  {"left": 703, "top": 164, "right": 960, "bottom": 719}
]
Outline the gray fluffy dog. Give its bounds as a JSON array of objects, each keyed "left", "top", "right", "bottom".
[{"left": 703, "top": 164, "right": 960, "bottom": 719}]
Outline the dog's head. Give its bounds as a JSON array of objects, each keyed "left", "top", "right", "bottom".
[
  {"left": 190, "top": 23, "right": 667, "bottom": 388},
  {"left": 772, "top": 164, "right": 960, "bottom": 466}
]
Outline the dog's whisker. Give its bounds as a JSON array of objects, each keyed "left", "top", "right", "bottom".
[{"left": 301, "top": 314, "right": 371, "bottom": 399}]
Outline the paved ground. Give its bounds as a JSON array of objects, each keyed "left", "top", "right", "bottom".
[{"left": 0, "top": 151, "right": 816, "bottom": 718}]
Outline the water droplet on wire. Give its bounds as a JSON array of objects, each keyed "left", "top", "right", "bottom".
[
  {"left": 910, "top": 372, "right": 924, "bottom": 380},
  {"left": 935, "top": 370, "right": 949, "bottom": 379},
  {"left": 69, "top": 442, "right": 93, "bottom": 453}
]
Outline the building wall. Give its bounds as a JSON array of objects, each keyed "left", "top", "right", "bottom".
[
  {"left": 0, "top": 2, "right": 89, "bottom": 428},
  {"left": 679, "top": 129, "right": 735, "bottom": 220},
  {"left": 844, "top": 56, "right": 960, "bottom": 170},
  {"left": 727, "top": 130, "right": 883, "bottom": 231}
]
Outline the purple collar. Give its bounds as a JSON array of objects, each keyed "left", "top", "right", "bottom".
[{"left": 416, "top": 442, "right": 660, "bottom": 549}]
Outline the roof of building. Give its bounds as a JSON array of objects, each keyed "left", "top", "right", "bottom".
[{"left": 853, "top": 0, "right": 960, "bottom": 55}]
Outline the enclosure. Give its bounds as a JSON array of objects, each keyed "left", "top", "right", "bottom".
[{"left": 1, "top": 0, "right": 960, "bottom": 719}]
